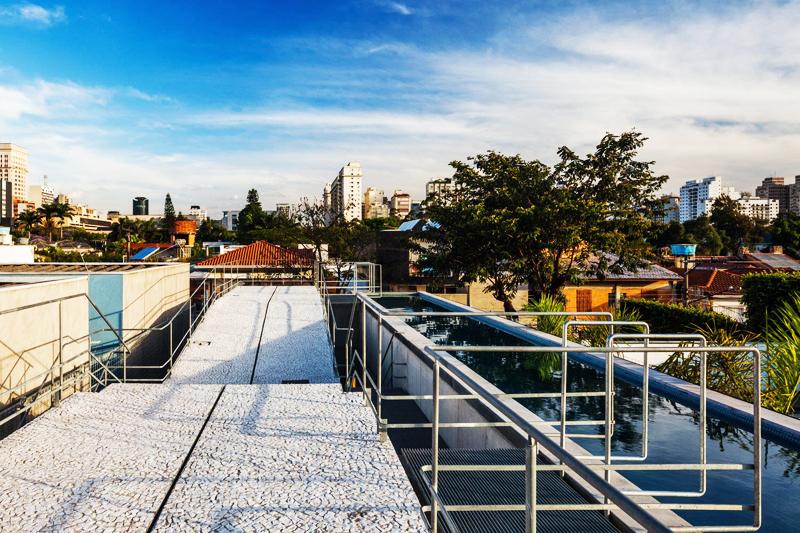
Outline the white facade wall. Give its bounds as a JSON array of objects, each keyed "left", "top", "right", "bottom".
[
  {"left": 679, "top": 176, "right": 739, "bottom": 222},
  {"left": 737, "top": 197, "right": 780, "bottom": 222},
  {"left": 328, "top": 162, "right": 362, "bottom": 221},
  {"left": 0, "top": 143, "right": 28, "bottom": 202}
]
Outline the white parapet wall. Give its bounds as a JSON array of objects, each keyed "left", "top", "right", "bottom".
[{"left": 0, "top": 277, "right": 90, "bottom": 413}]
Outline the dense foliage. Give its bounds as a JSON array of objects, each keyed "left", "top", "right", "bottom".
[
  {"left": 620, "top": 298, "right": 740, "bottom": 333},
  {"left": 420, "top": 132, "right": 667, "bottom": 310},
  {"left": 741, "top": 271, "right": 800, "bottom": 333}
]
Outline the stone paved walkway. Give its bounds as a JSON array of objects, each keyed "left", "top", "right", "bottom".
[
  {"left": 170, "top": 286, "right": 274, "bottom": 384},
  {"left": 253, "top": 286, "right": 337, "bottom": 384},
  {"left": 0, "top": 286, "right": 425, "bottom": 532},
  {"left": 154, "top": 384, "right": 422, "bottom": 532}
]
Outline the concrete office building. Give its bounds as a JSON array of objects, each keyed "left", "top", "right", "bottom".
[
  {"left": 679, "top": 176, "right": 739, "bottom": 222},
  {"left": 0, "top": 143, "right": 28, "bottom": 202},
  {"left": 755, "top": 177, "right": 792, "bottom": 215},
  {"left": 425, "top": 178, "right": 457, "bottom": 205},
  {"left": 133, "top": 197, "right": 149, "bottom": 216},
  {"left": 221, "top": 210, "right": 240, "bottom": 231},
  {"left": 362, "top": 187, "right": 389, "bottom": 219},
  {"left": 189, "top": 205, "right": 208, "bottom": 221},
  {"left": 327, "top": 162, "right": 362, "bottom": 222},
  {"left": 0, "top": 178, "right": 12, "bottom": 225},
  {"left": 29, "top": 176, "right": 55, "bottom": 209},
  {"left": 737, "top": 196, "right": 780, "bottom": 222},
  {"left": 390, "top": 190, "right": 411, "bottom": 219}
]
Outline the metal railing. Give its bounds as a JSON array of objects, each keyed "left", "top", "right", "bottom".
[
  {"left": 324, "top": 290, "right": 763, "bottom": 532},
  {"left": 96, "top": 270, "right": 242, "bottom": 383},
  {"left": 0, "top": 292, "right": 128, "bottom": 436}
]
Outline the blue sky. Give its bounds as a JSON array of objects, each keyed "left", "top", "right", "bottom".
[{"left": 1, "top": 0, "right": 799, "bottom": 216}]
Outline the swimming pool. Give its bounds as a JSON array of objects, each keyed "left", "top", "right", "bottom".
[{"left": 374, "top": 295, "right": 800, "bottom": 532}]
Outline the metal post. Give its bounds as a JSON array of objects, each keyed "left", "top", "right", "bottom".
[
  {"left": 604, "top": 350, "right": 613, "bottom": 514},
  {"left": 560, "top": 325, "right": 568, "bottom": 474},
  {"left": 753, "top": 348, "right": 762, "bottom": 530},
  {"left": 361, "top": 300, "right": 368, "bottom": 403},
  {"left": 188, "top": 293, "right": 193, "bottom": 341},
  {"left": 168, "top": 321, "right": 174, "bottom": 376},
  {"left": 525, "top": 436, "right": 538, "bottom": 533},
  {"left": 377, "top": 315, "right": 384, "bottom": 440},
  {"left": 431, "top": 358, "right": 441, "bottom": 533},
  {"left": 55, "top": 299, "right": 63, "bottom": 406}
]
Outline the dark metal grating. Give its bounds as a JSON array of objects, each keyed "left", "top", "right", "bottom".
[{"left": 401, "top": 448, "right": 620, "bottom": 533}]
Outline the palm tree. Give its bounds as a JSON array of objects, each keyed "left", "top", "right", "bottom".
[
  {"left": 15, "top": 210, "right": 42, "bottom": 239},
  {"left": 50, "top": 201, "right": 77, "bottom": 240},
  {"left": 38, "top": 203, "right": 61, "bottom": 242}
]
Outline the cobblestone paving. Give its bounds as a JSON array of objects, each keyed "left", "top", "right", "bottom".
[
  {"left": 0, "top": 384, "right": 222, "bottom": 532},
  {"left": 253, "top": 286, "right": 337, "bottom": 384},
  {"left": 153, "top": 384, "right": 426, "bottom": 532},
  {"left": 170, "top": 286, "right": 274, "bottom": 384}
]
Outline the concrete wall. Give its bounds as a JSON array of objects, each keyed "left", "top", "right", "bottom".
[{"left": 0, "top": 277, "right": 89, "bottom": 413}]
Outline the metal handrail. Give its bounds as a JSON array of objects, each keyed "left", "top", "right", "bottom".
[{"left": 422, "top": 344, "right": 762, "bottom": 533}]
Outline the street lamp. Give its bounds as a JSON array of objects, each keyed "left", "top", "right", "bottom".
[{"left": 670, "top": 243, "right": 697, "bottom": 306}]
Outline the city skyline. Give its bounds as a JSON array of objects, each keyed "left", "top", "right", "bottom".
[{"left": 1, "top": 1, "right": 800, "bottom": 215}]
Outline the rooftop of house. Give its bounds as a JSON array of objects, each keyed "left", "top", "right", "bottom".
[{"left": 196, "top": 240, "right": 313, "bottom": 267}]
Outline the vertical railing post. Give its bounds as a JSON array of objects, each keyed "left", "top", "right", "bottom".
[
  {"left": 431, "top": 358, "right": 441, "bottom": 533},
  {"left": 559, "top": 323, "right": 568, "bottom": 474},
  {"left": 525, "top": 435, "right": 538, "bottom": 533},
  {"left": 169, "top": 321, "right": 174, "bottom": 376},
  {"left": 55, "top": 299, "right": 63, "bottom": 406},
  {"left": 361, "top": 300, "right": 368, "bottom": 404},
  {"left": 188, "top": 293, "right": 193, "bottom": 341},
  {"left": 377, "top": 315, "right": 385, "bottom": 441},
  {"left": 604, "top": 350, "right": 613, "bottom": 514}
]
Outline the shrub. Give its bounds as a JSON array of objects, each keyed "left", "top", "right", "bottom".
[
  {"left": 741, "top": 272, "right": 800, "bottom": 333},
  {"left": 620, "top": 298, "right": 740, "bottom": 334},
  {"left": 763, "top": 293, "right": 800, "bottom": 414}
]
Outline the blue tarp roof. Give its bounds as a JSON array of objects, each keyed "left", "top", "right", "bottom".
[
  {"left": 397, "top": 219, "right": 440, "bottom": 232},
  {"left": 131, "top": 247, "right": 159, "bottom": 261}
]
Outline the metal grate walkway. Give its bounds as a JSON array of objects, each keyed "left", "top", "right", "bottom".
[{"left": 402, "top": 448, "right": 620, "bottom": 533}]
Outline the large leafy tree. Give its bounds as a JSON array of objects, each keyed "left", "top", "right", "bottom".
[
  {"left": 710, "top": 195, "right": 755, "bottom": 254},
  {"left": 683, "top": 215, "right": 723, "bottom": 255},
  {"left": 771, "top": 213, "right": 800, "bottom": 255},
  {"left": 421, "top": 132, "right": 667, "bottom": 306}
]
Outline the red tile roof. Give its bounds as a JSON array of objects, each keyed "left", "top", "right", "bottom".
[
  {"left": 681, "top": 268, "right": 742, "bottom": 295},
  {"left": 197, "top": 241, "right": 313, "bottom": 267}
]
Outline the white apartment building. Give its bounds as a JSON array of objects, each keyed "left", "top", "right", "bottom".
[
  {"left": 0, "top": 178, "right": 12, "bottom": 223},
  {"left": 425, "top": 177, "right": 457, "bottom": 205},
  {"left": 188, "top": 205, "right": 208, "bottom": 221},
  {"left": 658, "top": 195, "right": 680, "bottom": 223},
  {"left": 679, "top": 176, "right": 739, "bottom": 222},
  {"left": 390, "top": 190, "right": 411, "bottom": 218},
  {"left": 737, "top": 197, "right": 780, "bottom": 222},
  {"left": 362, "top": 187, "right": 389, "bottom": 219},
  {"left": 29, "top": 176, "right": 55, "bottom": 208},
  {"left": 327, "top": 161, "right": 362, "bottom": 222},
  {"left": 221, "top": 210, "right": 240, "bottom": 231},
  {"left": 0, "top": 143, "right": 28, "bottom": 202},
  {"left": 275, "top": 203, "right": 295, "bottom": 218}
]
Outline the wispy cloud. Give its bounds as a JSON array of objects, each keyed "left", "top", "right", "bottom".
[
  {"left": 379, "top": 1, "right": 413, "bottom": 16},
  {"left": 0, "top": 3, "right": 66, "bottom": 27}
]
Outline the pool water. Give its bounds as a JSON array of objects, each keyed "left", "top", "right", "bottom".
[{"left": 375, "top": 296, "right": 800, "bottom": 532}]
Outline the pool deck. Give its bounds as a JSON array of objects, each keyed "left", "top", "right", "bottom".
[{"left": 0, "top": 286, "right": 424, "bottom": 532}]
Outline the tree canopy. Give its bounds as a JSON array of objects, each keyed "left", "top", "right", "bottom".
[{"left": 420, "top": 131, "right": 667, "bottom": 308}]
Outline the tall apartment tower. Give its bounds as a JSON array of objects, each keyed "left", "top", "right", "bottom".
[
  {"left": 327, "top": 161, "right": 362, "bottom": 221},
  {"left": 679, "top": 176, "right": 739, "bottom": 222},
  {"left": 0, "top": 143, "right": 29, "bottom": 202},
  {"left": 133, "top": 197, "right": 149, "bottom": 215},
  {"left": 0, "top": 178, "right": 12, "bottom": 225},
  {"left": 362, "top": 187, "right": 389, "bottom": 219},
  {"left": 755, "top": 177, "right": 792, "bottom": 215}
]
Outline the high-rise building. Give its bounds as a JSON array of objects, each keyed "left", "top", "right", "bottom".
[
  {"left": 737, "top": 197, "right": 780, "bottom": 222},
  {"left": 362, "top": 187, "right": 389, "bottom": 219},
  {"left": 0, "top": 143, "right": 28, "bottom": 202},
  {"left": 29, "top": 176, "right": 55, "bottom": 208},
  {"left": 221, "top": 210, "right": 240, "bottom": 231},
  {"left": 189, "top": 205, "right": 208, "bottom": 221},
  {"left": 0, "top": 178, "right": 12, "bottom": 225},
  {"left": 679, "top": 176, "right": 739, "bottom": 222},
  {"left": 425, "top": 178, "right": 457, "bottom": 205},
  {"left": 133, "top": 197, "right": 149, "bottom": 215},
  {"left": 755, "top": 177, "right": 792, "bottom": 215},
  {"left": 390, "top": 190, "right": 411, "bottom": 219},
  {"left": 56, "top": 193, "right": 70, "bottom": 205},
  {"left": 657, "top": 195, "right": 680, "bottom": 223},
  {"left": 327, "top": 161, "right": 362, "bottom": 221},
  {"left": 790, "top": 176, "right": 800, "bottom": 215}
]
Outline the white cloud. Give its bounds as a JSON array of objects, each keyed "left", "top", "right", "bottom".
[
  {"left": 0, "top": 3, "right": 66, "bottom": 27},
  {"left": 385, "top": 2, "right": 412, "bottom": 15},
  {"left": 3, "top": 0, "right": 800, "bottom": 215}
]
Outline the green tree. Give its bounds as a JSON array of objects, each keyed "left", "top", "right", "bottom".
[
  {"left": 422, "top": 132, "right": 667, "bottom": 306},
  {"left": 15, "top": 210, "right": 42, "bottom": 239},
  {"left": 683, "top": 216, "right": 723, "bottom": 255},
  {"left": 771, "top": 212, "right": 800, "bottom": 256},
  {"left": 196, "top": 219, "right": 232, "bottom": 243},
  {"left": 650, "top": 220, "right": 685, "bottom": 250},
  {"left": 710, "top": 195, "right": 753, "bottom": 254},
  {"left": 296, "top": 198, "right": 337, "bottom": 263},
  {"left": 236, "top": 189, "right": 267, "bottom": 243},
  {"left": 37, "top": 201, "right": 75, "bottom": 242},
  {"left": 163, "top": 193, "right": 176, "bottom": 237}
]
